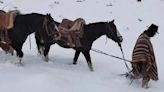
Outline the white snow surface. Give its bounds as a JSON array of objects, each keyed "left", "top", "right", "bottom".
[{"left": 0, "top": 0, "right": 164, "bottom": 92}]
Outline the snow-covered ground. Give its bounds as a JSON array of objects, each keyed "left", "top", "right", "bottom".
[{"left": 0, "top": 0, "right": 164, "bottom": 92}]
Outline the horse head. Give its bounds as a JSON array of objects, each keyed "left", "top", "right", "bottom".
[
  {"left": 43, "top": 13, "right": 59, "bottom": 41},
  {"left": 106, "top": 20, "right": 123, "bottom": 45}
]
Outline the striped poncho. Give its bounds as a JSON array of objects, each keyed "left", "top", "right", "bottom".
[{"left": 131, "top": 33, "right": 158, "bottom": 81}]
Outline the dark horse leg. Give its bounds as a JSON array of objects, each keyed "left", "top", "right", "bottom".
[
  {"left": 8, "top": 28, "right": 25, "bottom": 63},
  {"left": 43, "top": 43, "right": 51, "bottom": 61},
  {"left": 73, "top": 50, "right": 81, "bottom": 64},
  {"left": 35, "top": 34, "right": 51, "bottom": 61},
  {"left": 35, "top": 33, "right": 44, "bottom": 55},
  {"left": 81, "top": 49, "right": 94, "bottom": 71},
  {"left": 11, "top": 42, "right": 24, "bottom": 63}
]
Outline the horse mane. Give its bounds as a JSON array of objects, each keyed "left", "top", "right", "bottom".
[
  {"left": 9, "top": 10, "right": 21, "bottom": 14},
  {"left": 84, "top": 22, "right": 108, "bottom": 33},
  {"left": 0, "top": 10, "right": 6, "bottom": 13},
  {"left": 54, "top": 20, "right": 60, "bottom": 26},
  {"left": 87, "top": 22, "right": 107, "bottom": 25},
  {"left": 29, "top": 13, "right": 45, "bottom": 17}
]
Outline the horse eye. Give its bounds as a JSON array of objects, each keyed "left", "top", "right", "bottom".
[
  {"left": 48, "top": 21, "right": 51, "bottom": 23},
  {"left": 50, "top": 23, "right": 54, "bottom": 27}
]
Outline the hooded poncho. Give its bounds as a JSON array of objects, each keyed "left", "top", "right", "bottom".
[{"left": 131, "top": 33, "right": 158, "bottom": 81}]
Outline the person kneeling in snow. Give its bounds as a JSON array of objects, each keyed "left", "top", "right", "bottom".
[{"left": 131, "top": 24, "right": 159, "bottom": 88}]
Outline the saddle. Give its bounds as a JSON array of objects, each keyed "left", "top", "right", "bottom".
[
  {"left": 59, "top": 18, "right": 85, "bottom": 32},
  {"left": 0, "top": 10, "right": 19, "bottom": 54},
  {"left": 57, "top": 18, "right": 85, "bottom": 47},
  {"left": 0, "top": 29, "right": 14, "bottom": 54},
  {"left": 59, "top": 19, "right": 74, "bottom": 30},
  {"left": 0, "top": 11, "right": 17, "bottom": 29}
]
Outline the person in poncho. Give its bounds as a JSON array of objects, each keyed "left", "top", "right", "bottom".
[{"left": 131, "top": 24, "right": 159, "bottom": 88}]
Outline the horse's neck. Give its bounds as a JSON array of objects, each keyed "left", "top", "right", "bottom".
[
  {"left": 19, "top": 14, "right": 43, "bottom": 23},
  {"left": 17, "top": 14, "right": 44, "bottom": 32},
  {"left": 84, "top": 24, "right": 106, "bottom": 43},
  {"left": 55, "top": 21, "right": 60, "bottom": 26}
]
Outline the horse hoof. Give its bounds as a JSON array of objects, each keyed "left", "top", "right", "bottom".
[
  {"left": 42, "top": 55, "right": 49, "bottom": 62},
  {"left": 142, "top": 85, "right": 149, "bottom": 89},
  {"left": 73, "top": 62, "right": 77, "bottom": 65},
  {"left": 14, "top": 62, "right": 24, "bottom": 67},
  {"left": 90, "top": 68, "right": 94, "bottom": 72},
  {"left": 89, "top": 67, "right": 94, "bottom": 72},
  {"left": 44, "top": 58, "right": 49, "bottom": 62}
]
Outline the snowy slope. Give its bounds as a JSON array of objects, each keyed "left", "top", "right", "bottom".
[{"left": 0, "top": 0, "right": 164, "bottom": 92}]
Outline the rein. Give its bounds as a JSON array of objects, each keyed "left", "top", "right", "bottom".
[
  {"left": 43, "top": 16, "right": 51, "bottom": 36},
  {"left": 42, "top": 16, "right": 61, "bottom": 43},
  {"left": 42, "top": 16, "right": 56, "bottom": 36}
]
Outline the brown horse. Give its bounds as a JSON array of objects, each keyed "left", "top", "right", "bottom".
[{"left": 35, "top": 20, "right": 123, "bottom": 71}]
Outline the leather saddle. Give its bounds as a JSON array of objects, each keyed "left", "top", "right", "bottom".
[{"left": 56, "top": 18, "right": 85, "bottom": 47}]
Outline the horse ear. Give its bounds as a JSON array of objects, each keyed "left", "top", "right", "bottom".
[
  {"left": 46, "top": 13, "right": 51, "bottom": 16},
  {"left": 111, "top": 19, "right": 115, "bottom": 23},
  {"left": 49, "top": 13, "right": 51, "bottom": 17}
]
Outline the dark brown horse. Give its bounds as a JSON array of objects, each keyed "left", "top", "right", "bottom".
[
  {"left": 7, "top": 13, "right": 58, "bottom": 63},
  {"left": 35, "top": 20, "right": 123, "bottom": 71}
]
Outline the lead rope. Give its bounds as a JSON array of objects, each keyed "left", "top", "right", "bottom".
[
  {"left": 119, "top": 43, "right": 131, "bottom": 72},
  {"left": 119, "top": 43, "right": 135, "bottom": 85},
  {"left": 106, "top": 22, "right": 131, "bottom": 71},
  {"left": 91, "top": 48, "right": 131, "bottom": 62},
  {"left": 29, "top": 35, "right": 31, "bottom": 50},
  {"left": 91, "top": 46, "right": 134, "bottom": 85}
]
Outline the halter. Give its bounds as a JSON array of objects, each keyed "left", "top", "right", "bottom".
[
  {"left": 106, "top": 22, "right": 120, "bottom": 42},
  {"left": 42, "top": 16, "right": 56, "bottom": 36},
  {"left": 42, "top": 16, "right": 61, "bottom": 43}
]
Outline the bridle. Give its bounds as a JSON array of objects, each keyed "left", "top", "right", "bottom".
[
  {"left": 42, "top": 16, "right": 63, "bottom": 43},
  {"left": 106, "top": 22, "right": 121, "bottom": 43},
  {"left": 42, "top": 16, "right": 57, "bottom": 36}
]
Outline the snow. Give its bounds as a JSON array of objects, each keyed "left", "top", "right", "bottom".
[{"left": 0, "top": 0, "right": 164, "bottom": 92}]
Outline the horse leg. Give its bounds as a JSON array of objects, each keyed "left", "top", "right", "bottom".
[
  {"left": 35, "top": 34, "right": 44, "bottom": 55},
  {"left": 35, "top": 39, "right": 41, "bottom": 54},
  {"left": 35, "top": 34, "right": 50, "bottom": 61},
  {"left": 43, "top": 43, "right": 51, "bottom": 62},
  {"left": 82, "top": 50, "right": 94, "bottom": 71},
  {"left": 73, "top": 50, "right": 81, "bottom": 64},
  {"left": 16, "top": 50, "right": 23, "bottom": 63},
  {"left": 12, "top": 44, "right": 24, "bottom": 63},
  {"left": 37, "top": 41, "right": 45, "bottom": 56}
]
